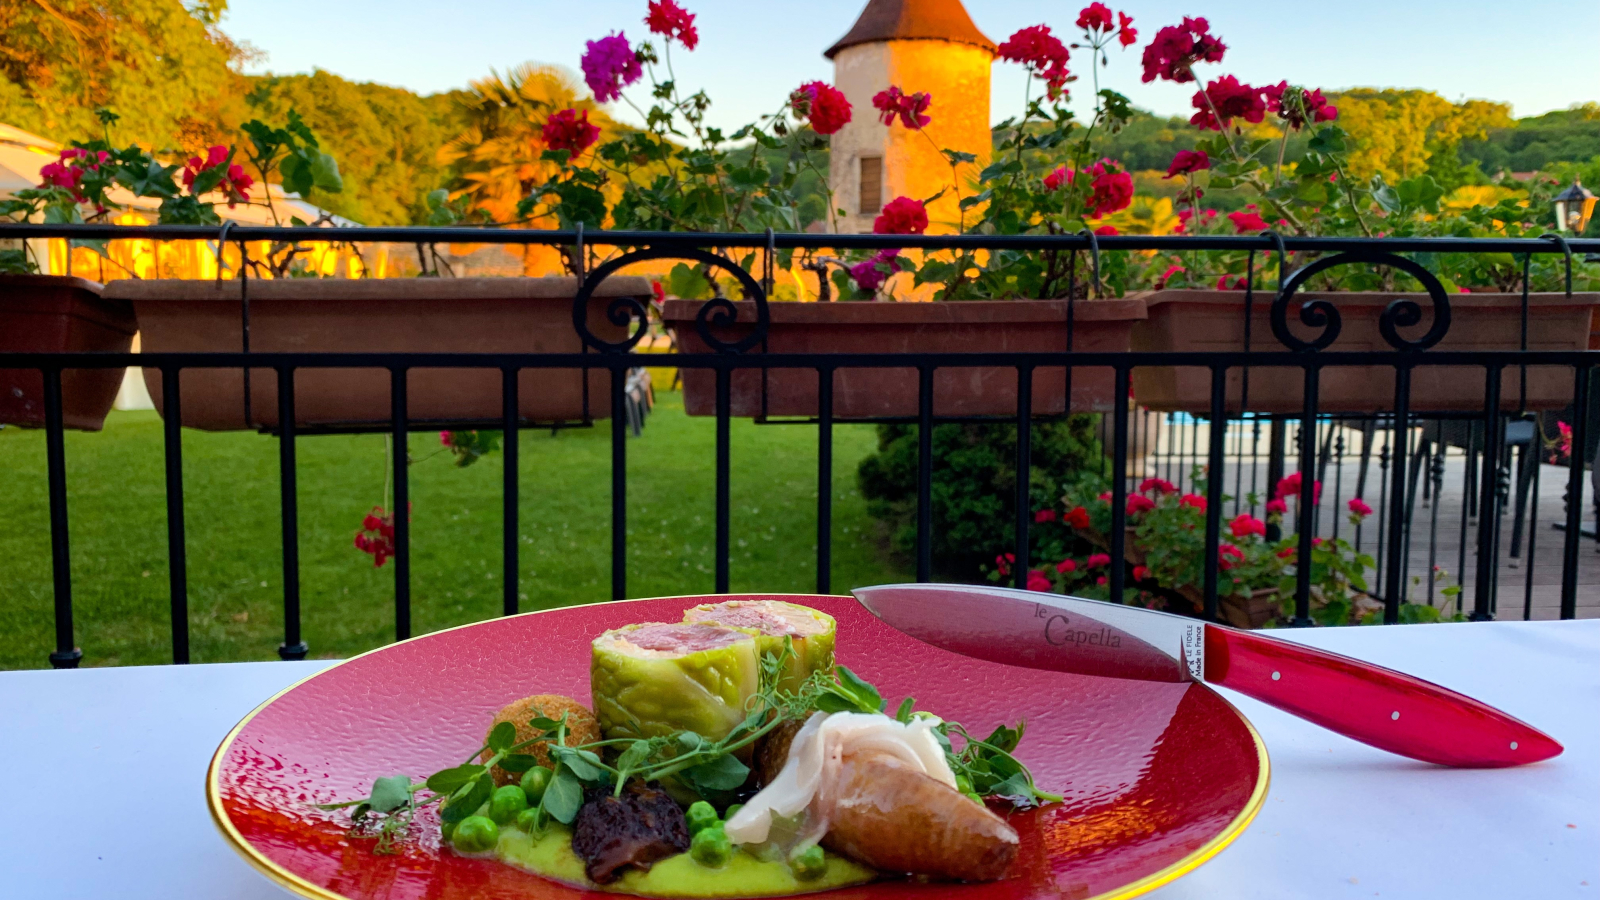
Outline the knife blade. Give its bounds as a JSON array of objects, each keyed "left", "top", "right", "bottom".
[{"left": 853, "top": 583, "right": 1562, "bottom": 768}]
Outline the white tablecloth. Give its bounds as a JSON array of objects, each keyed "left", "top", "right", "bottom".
[{"left": 1, "top": 620, "right": 1595, "bottom": 899}]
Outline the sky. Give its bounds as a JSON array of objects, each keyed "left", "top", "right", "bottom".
[{"left": 224, "top": 0, "right": 1599, "bottom": 131}]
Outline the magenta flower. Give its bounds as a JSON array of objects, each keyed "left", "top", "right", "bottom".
[{"left": 581, "top": 32, "right": 642, "bottom": 103}]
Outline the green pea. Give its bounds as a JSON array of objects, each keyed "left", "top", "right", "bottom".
[
  {"left": 690, "top": 824, "right": 732, "bottom": 868},
  {"left": 440, "top": 820, "right": 457, "bottom": 842},
  {"left": 790, "top": 845, "right": 827, "bottom": 881},
  {"left": 685, "top": 800, "right": 719, "bottom": 835},
  {"left": 722, "top": 803, "right": 744, "bottom": 822},
  {"left": 954, "top": 775, "right": 974, "bottom": 795},
  {"left": 516, "top": 806, "right": 547, "bottom": 835},
  {"left": 520, "top": 766, "right": 552, "bottom": 804},
  {"left": 452, "top": 815, "right": 499, "bottom": 853},
  {"left": 965, "top": 792, "right": 985, "bottom": 805},
  {"left": 489, "top": 784, "right": 529, "bottom": 824}
]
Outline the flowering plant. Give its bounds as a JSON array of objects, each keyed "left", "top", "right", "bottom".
[{"left": 0, "top": 108, "right": 343, "bottom": 276}]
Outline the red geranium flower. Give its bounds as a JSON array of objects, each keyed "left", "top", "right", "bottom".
[
  {"left": 1139, "top": 477, "right": 1176, "bottom": 494},
  {"left": 997, "top": 25, "right": 1073, "bottom": 98},
  {"left": 995, "top": 552, "right": 1016, "bottom": 576},
  {"left": 1230, "top": 513, "right": 1267, "bottom": 538},
  {"left": 1190, "top": 75, "right": 1265, "bottom": 131},
  {"left": 1026, "top": 569, "right": 1053, "bottom": 592},
  {"left": 1043, "top": 165, "right": 1071, "bottom": 192},
  {"left": 1064, "top": 506, "right": 1092, "bottom": 529},
  {"left": 1127, "top": 494, "right": 1157, "bottom": 515},
  {"left": 1132, "top": 564, "right": 1150, "bottom": 581},
  {"left": 1348, "top": 497, "right": 1373, "bottom": 518},
  {"left": 1083, "top": 159, "right": 1134, "bottom": 218},
  {"left": 1228, "top": 209, "right": 1270, "bottom": 233},
  {"left": 871, "top": 86, "right": 932, "bottom": 129},
  {"left": 1219, "top": 542, "right": 1244, "bottom": 569},
  {"left": 1117, "top": 11, "right": 1138, "bottom": 46},
  {"left": 1087, "top": 553, "right": 1112, "bottom": 568},
  {"left": 645, "top": 0, "right": 699, "bottom": 50},
  {"left": 1262, "top": 82, "right": 1338, "bottom": 129},
  {"left": 1156, "top": 264, "right": 1185, "bottom": 288},
  {"left": 1076, "top": 3, "right": 1115, "bottom": 33},
  {"left": 1094, "top": 225, "right": 1119, "bottom": 236},
  {"left": 1164, "top": 149, "right": 1210, "bottom": 178},
  {"left": 1057, "top": 558, "right": 1078, "bottom": 574},
  {"left": 872, "top": 196, "right": 928, "bottom": 235},
  {"left": 1180, "top": 493, "right": 1207, "bottom": 510},
  {"left": 791, "top": 81, "right": 852, "bottom": 136},
  {"left": 1140, "top": 17, "right": 1226, "bottom": 83},
  {"left": 1265, "top": 498, "right": 1288, "bottom": 516},
  {"left": 544, "top": 108, "right": 602, "bottom": 154},
  {"left": 1274, "top": 472, "right": 1322, "bottom": 504},
  {"left": 1035, "top": 508, "right": 1058, "bottom": 523},
  {"left": 1216, "top": 274, "right": 1249, "bottom": 290}
]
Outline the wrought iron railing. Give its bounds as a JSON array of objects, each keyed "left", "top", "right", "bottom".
[{"left": 2, "top": 223, "right": 1597, "bottom": 668}]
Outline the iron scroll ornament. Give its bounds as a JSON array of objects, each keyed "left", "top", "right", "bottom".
[
  {"left": 571, "top": 247, "right": 769, "bottom": 354},
  {"left": 1270, "top": 250, "right": 1452, "bottom": 352}
]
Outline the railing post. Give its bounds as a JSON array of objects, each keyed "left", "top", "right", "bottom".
[
  {"left": 43, "top": 367, "right": 81, "bottom": 669},
  {"left": 916, "top": 365, "right": 934, "bottom": 582},
  {"left": 1110, "top": 365, "right": 1130, "bottom": 605},
  {"left": 714, "top": 362, "right": 730, "bottom": 594},
  {"left": 1383, "top": 365, "right": 1412, "bottom": 624},
  {"left": 1202, "top": 365, "right": 1227, "bottom": 621},
  {"left": 1471, "top": 366, "right": 1503, "bottom": 621},
  {"left": 1561, "top": 366, "right": 1590, "bottom": 620},
  {"left": 816, "top": 366, "right": 834, "bottom": 595},
  {"left": 276, "top": 367, "right": 306, "bottom": 660},
  {"left": 1013, "top": 366, "right": 1034, "bottom": 591},
  {"left": 161, "top": 366, "right": 189, "bottom": 663},
  {"left": 614, "top": 361, "right": 630, "bottom": 600},
  {"left": 503, "top": 366, "right": 520, "bottom": 616},
  {"left": 1290, "top": 365, "right": 1320, "bottom": 627},
  {"left": 390, "top": 367, "right": 410, "bottom": 641}
]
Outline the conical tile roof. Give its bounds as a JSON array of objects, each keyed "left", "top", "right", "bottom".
[{"left": 824, "top": 0, "right": 996, "bottom": 59}]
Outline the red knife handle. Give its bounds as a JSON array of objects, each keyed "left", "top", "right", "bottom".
[{"left": 1203, "top": 624, "right": 1562, "bottom": 767}]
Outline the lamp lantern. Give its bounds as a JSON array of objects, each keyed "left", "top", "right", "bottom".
[{"left": 1553, "top": 180, "right": 1595, "bottom": 234}]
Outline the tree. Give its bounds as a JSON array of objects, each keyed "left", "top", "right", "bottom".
[
  {"left": 1330, "top": 89, "right": 1512, "bottom": 184},
  {"left": 244, "top": 71, "right": 463, "bottom": 225},
  {"left": 1459, "top": 103, "right": 1600, "bottom": 176},
  {"left": 0, "top": 0, "right": 247, "bottom": 152}
]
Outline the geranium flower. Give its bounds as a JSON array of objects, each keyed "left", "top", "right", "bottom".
[
  {"left": 1230, "top": 513, "right": 1267, "bottom": 538},
  {"left": 581, "top": 32, "right": 642, "bottom": 103},
  {"left": 1140, "top": 17, "right": 1226, "bottom": 83},
  {"left": 1127, "top": 494, "right": 1156, "bottom": 515},
  {"left": 1117, "top": 11, "right": 1138, "bottom": 46},
  {"left": 1190, "top": 75, "right": 1265, "bottom": 131},
  {"left": 1027, "top": 569, "right": 1053, "bottom": 592},
  {"left": 1064, "top": 506, "right": 1092, "bottom": 529},
  {"left": 1262, "top": 82, "right": 1338, "bottom": 129},
  {"left": 997, "top": 25, "right": 1072, "bottom": 98},
  {"left": 1082, "top": 159, "right": 1134, "bottom": 218},
  {"left": 872, "top": 196, "right": 928, "bottom": 235},
  {"left": 1043, "top": 165, "right": 1071, "bottom": 192},
  {"left": 1094, "top": 225, "right": 1119, "bottom": 236},
  {"left": 1087, "top": 553, "right": 1112, "bottom": 568},
  {"left": 1175, "top": 206, "right": 1218, "bottom": 233},
  {"left": 1139, "top": 477, "right": 1176, "bottom": 494},
  {"left": 1132, "top": 564, "right": 1150, "bottom": 581},
  {"left": 181, "top": 145, "right": 230, "bottom": 190},
  {"left": 1156, "top": 264, "right": 1186, "bottom": 288},
  {"left": 872, "top": 86, "right": 932, "bottom": 129},
  {"left": 1558, "top": 420, "right": 1574, "bottom": 456},
  {"left": 645, "top": 0, "right": 698, "bottom": 50},
  {"left": 1348, "top": 497, "right": 1373, "bottom": 518},
  {"left": 1276, "top": 546, "right": 1297, "bottom": 559},
  {"left": 439, "top": 431, "right": 454, "bottom": 447},
  {"left": 1216, "top": 274, "right": 1249, "bottom": 290},
  {"left": 1265, "top": 498, "right": 1288, "bottom": 516},
  {"left": 1219, "top": 543, "right": 1244, "bottom": 569},
  {"left": 995, "top": 552, "right": 1016, "bottom": 576},
  {"left": 849, "top": 248, "right": 901, "bottom": 291},
  {"left": 1164, "top": 149, "right": 1210, "bottom": 178},
  {"left": 1076, "top": 3, "right": 1115, "bottom": 33},
  {"left": 1274, "top": 472, "right": 1322, "bottom": 504},
  {"left": 1035, "top": 508, "right": 1058, "bottom": 523},
  {"left": 543, "top": 108, "right": 602, "bottom": 154},
  {"left": 1180, "top": 493, "right": 1207, "bottom": 510},
  {"left": 1228, "top": 209, "right": 1269, "bottom": 233},
  {"left": 1056, "top": 558, "right": 1078, "bottom": 574},
  {"left": 791, "top": 81, "right": 852, "bottom": 136}
]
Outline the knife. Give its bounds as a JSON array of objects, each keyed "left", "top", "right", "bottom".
[{"left": 852, "top": 583, "right": 1562, "bottom": 768}]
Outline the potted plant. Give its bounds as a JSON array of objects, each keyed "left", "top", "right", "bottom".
[
  {"left": 1111, "top": 20, "right": 1599, "bottom": 412},
  {"left": 537, "top": 5, "right": 1149, "bottom": 418}
]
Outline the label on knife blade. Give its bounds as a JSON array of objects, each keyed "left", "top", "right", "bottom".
[{"left": 1181, "top": 623, "right": 1205, "bottom": 681}]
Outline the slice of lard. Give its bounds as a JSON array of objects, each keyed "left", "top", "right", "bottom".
[{"left": 725, "top": 711, "right": 955, "bottom": 848}]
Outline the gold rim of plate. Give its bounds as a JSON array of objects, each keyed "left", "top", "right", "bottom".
[{"left": 206, "top": 594, "right": 1272, "bottom": 900}]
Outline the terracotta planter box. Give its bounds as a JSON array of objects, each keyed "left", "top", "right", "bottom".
[
  {"left": 663, "top": 298, "right": 1147, "bottom": 419},
  {"left": 102, "top": 276, "right": 650, "bottom": 431},
  {"left": 0, "top": 275, "right": 133, "bottom": 431},
  {"left": 1131, "top": 290, "right": 1600, "bottom": 414}
]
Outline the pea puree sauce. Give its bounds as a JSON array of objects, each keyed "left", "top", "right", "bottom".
[{"left": 494, "top": 825, "right": 876, "bottom": 898}]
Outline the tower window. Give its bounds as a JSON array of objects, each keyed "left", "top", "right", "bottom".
[{"left": 858, "top": 157, "right": 883, "bottom": 215}]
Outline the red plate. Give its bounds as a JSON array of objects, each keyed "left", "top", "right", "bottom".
[{"left": 209, "top": 595, "right": 1268, "bottom": 900}]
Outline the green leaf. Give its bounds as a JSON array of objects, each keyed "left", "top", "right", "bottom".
[
  {"left": 942, "top": 149, "right": 978, "bottom": 165},
  {"left": 543, "top": 765, "right": 584, "bottom": 824},
  {"left": 614, "top": 741, "right": 653, "bottom": 776},
  {"left": 309, "top": 151, "right": 343, "bottom": 193},
  {"left": 499, "top": 754, "right": 542, "bottom": 774},
  {"left": 836, "top": 666, "right": 885, "bottom": 712},
  {"left": 550, "top": 746, "right": 605, "bottom": 782},
  {"left": 683, "top": 754, "right": 750, "bottom": 792},
  {"left": 894, "top": 697, "right": 916, "bottom": 723},
  {"left": 441, "top": 773, "right": 492, "bottom": 824},
  {"left": 367, "top": 775, "right": 413, "bottom": 814},
  {"left": 487, "top": 721, "right": 517, "bottom": 752},
  {"left": 279, "top": 153, "right": 312, "bottom": 196},
  {"left": 425, "top": 764, "right": 486, "bottom": 794}
]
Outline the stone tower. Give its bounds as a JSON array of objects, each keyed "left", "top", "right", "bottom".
[{"left": 826, "top": 0, "right": 995, "bottom": 235}]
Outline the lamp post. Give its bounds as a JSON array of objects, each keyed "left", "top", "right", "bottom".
[{"left": 1553, "top": 180, "right": 1595, "bottom": 234}]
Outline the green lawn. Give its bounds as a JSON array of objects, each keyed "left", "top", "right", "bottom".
[{"left": 0, "top": 391, "right": 906, "bottom": 669}]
